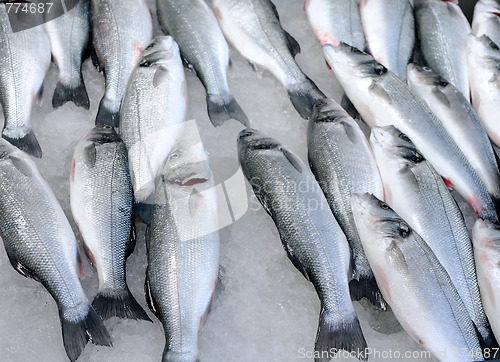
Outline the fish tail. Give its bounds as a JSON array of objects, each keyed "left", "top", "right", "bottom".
[
  {"left": 52, "top": 81, "right": 90, "bottom": 110},
  {"left": 162, "top": 349, "right": 199, "bottom": 362},
  {"left": 59, "top": 306, "right": 112, "bottom": 362},
  {"left": 92, "top": 288, "right": 152, "bottom": 322},
  {"left": 287, "top": 78, "right": 326, "bottom": 120},
  {"left": 95, "top": 98, "right": 119, "bottom": 127},
  {"left": 315, "top": 308, "right": 367, "bottom": 361},
  {"left": 206, "top": 93, "right": 250, "bottom": 127},
  {"left": 2, "top": 130, "right": 42, "bottom": 158},
  {"left": 349, "top": 276, "right": 387, "bottom": 310}
]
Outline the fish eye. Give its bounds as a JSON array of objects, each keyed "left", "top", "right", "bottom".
[
  {"left": 351, "top": 47, "right": 364, "bottom": 55},
  {"left": 490, "top": 41, "right": 500, "bottom": 50},
  {"left": 399, "top": 133, "right": 411, "bottom": 142},
  {"left": 170, "top": 152, "right": 180, "bottom": 160},
  {"left": 240, "top": 130, "right": 254, "bottom": 138},
  {"left": 422, "top": 66, "right": 431, "bottom": 72},
  {"left": 380, "top": 202, "right": 390, "bottom": 210}
]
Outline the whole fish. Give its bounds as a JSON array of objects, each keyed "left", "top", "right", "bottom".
[
  {"left": 407, "top": 63, "right": 500, "bottom": 208},
  {"left": 70, "top": 125, "right": 150, "bottom": 322},
  {"left": 120, "top": 36, "right": 187, "bottom": 204},
  {"left": 370, "top": 125, "right": 493, "bottom": 347},
  {"left": 359, "top": 0, "right": 415, "bottom": 82},
  {"left": 213, "top": 0, "right": 325, "bottom": 120},
  {"left": 90, "top": 0, "right": 152, "bottom": 126},
  {"left": 307, "top": 98, "right": 385, "bottom": 309},
  {"left": 0, "top": 5, "right": 50, "bottom": 157},
  {"left": 467, "top": 34, "right": 500, "bottom": 148},
  {"left": 352, "top": 193, "right": 483, "bottom": 362},
  {"left": 146, "top": 122, "right": 219, "bottom": 361},
  {"left": 0, "top": 138, "right": 111, "bottom": 361},
  {"left": 323, "top": 42, "right": 498, "bottom": 222},
  {"left": 472, "top": 219, "right": 500, "bottom": 342},
  {"left": 44, "top": 0, "right": 90, "bottom": 109},
  {"left": 156, "top": 0, "right": 248, "bottom": 127},
  {"left": 238, "top": 128, "right": 367, "bottom": 360},
  {"left": 414, "top": 0, "right": 471, "bottom": 99},
  {"left": 472, "top": 0, "right": 500, "bottom": 47}
]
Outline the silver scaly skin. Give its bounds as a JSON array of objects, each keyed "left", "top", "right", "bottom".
[
  {"left": 44, "top": 0, "right": 90, "bottom": 109},
  {"left": 90, "top": 0, "right": 152, "bottom": 126},
  {"left": 307, "top": 99, "right": 385, "bottom": 310},
  {"left": 352, "top": 193, "right": 483, "bottom": 362},
  {"left": 70, "top": 125, "right": 150, "bottom": 322},
  {"left": 359, "top": 0, "right": 415, "bottom": 82},
  {"left": 146, "top": 123, "right": 219, "bottom": 362},
  {"left": 213, "top": 0, "right": 325, "bottom": 120},
  {"left": 0, "top": 5, "right": 50, "bottom": 158},
  {"left": 156, "top": 0, "right": 248, "bottom": 127},
  {"left": 0, "top": 138, "right": 111, "bottom": 361},
  {"left": 370, "top": 125, "right": 493, "bottom": 348},
  {"left": 120, "top": 36, "right": 187, "bottom": 204},
  {"left": 472, "top": 0, "right": 500, "bottom": 47},
  {"left": 238, "top": 129, "right": 367, "bottom": 361},
  {"left": 323, "top": 43, "right": 498, "bottom": 222},
  {"left": 414, "top": 0, "right": 471, "bottom": 100}
]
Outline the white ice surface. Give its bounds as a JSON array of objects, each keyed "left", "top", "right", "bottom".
[{"left": 0, "top": 0, "right": 480, "bottom": 361}]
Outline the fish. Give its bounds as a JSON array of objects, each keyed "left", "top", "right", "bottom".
[
  {"left": 370, "top": 125, "right": 494, "bottom": 348},
  {"left": 407, "top": 63, "right": 500, "bottom": 209},
  {"left": 0, "top": 137, "right": 112, "bottom": 361},
  {"left": 472, "top": 0, "right": 500, "bottom": 47},
  {"left": 70, "top": 125, "right": 151, "bottom": 322},
  {"left": 467, "top": 34, "right": 500, "bottom": 148},
  {"left": 238, "top": 128, "right": 367, "bottom": 361},
  {"left": 359, "top": 0, "right": 415, "bottom": 82},
  {"left": 414, "top": 0, "right": 471, "bottom": 99},
  {"left": 120, "top": 36, "right": 187, "bottom": 205},
  {"left": 213, "top": 0, "right": 325, "bottom": 120},
  {"left": 146, "top": 122, "right": 219, "bottom": 361},
  {"left": 44, "top": 0, "right": 90, "bottom": 109},
  {"left": 351, "top": 193, "right": 483, "bottom": 362},
  {"left": 472, "top": 219, "right": 500, "bottom": 342},
  {"left": 90, "top": 0, "right": 152, "bottom": 126},
  {"left": 323, "top": 42, "right": 498, "bottom": 222},
  {"left": 156, "top": 0, "right": 248, "bottom": 127},
  {"left": 0, "top": 5, "right": 50, "bottom": 158},
  {"left": 307, "top": 98, "right": 385, "bottom": 309}
]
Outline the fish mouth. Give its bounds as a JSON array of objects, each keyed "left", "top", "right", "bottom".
[{"left": 175, "top": 177, "right": 209, "bottom": 187}]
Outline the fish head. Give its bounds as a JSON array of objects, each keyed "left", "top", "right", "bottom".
[
  {"left": 237, "top": 128, "right": 281, "bottom": 156},
  {"left": 407, "top": 63, "right": 449, "bottom": 92},
  {"left": 472, "top": 219, "right": 500, "bottom": 253},
  {"left": 468, "top": 34, "right": 500, "bottom": 65},
  {"left": 370, "top": 126, "right": 424, "bottom": 168},
  {"left": 310, "top": 98, "right": 350, "bottom": 124},
  {"left": 140, "top": 36, "right": 181, "bottom": 68}
]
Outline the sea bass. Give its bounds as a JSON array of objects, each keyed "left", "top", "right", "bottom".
[
  {"left": 323, "top": 42, "right": 498, "bottom": 222},
  {"left": 359, "top": 0, "right": 415, "bottom": 81},
  {"left": 352, "top": 193, "right": 483, "bottom": 362},
  {"left": 472, "top": 219, "right": 500, "bottom": 342},
  {"left": 120, "top": 36, "right": 187, "bottom": 204},
  {"left": 472, "top": 0, "right": 500, "bottom": 47},
  {"left": 156, "top": 0, "right": 248, "bottom": 127},
  {"left": 414, "top": 0, "right": 471, "bottom": 99},
  {"left": 238, "top": 128, "right": 367, "bottom": 360},
  {"left": 307, "top": 98, "right": 385, "bottom": 309},
  {"left": 370, "top": 125, "right": 493, "bottom": 347},
  {"left": 146, "top": 122, "right": 219, "bottom": 362},
  {"left": 70, "top": 125, "right": 150, "bottom": 322},
  {"left": 0, "top": 138, "right": 111, "bottom": 361},
  {"left": 44, "top": 0, "right": 90, "bottom": 109},
  {"left": 467, "top": 34, "right": 500, "bottom": 148},
  {"left": 90, "top": 0, "right": 152, "bottom": 126},
  {"left": 0, "top": 5, "right": 50, "bottom": 157},
  {"left": 213, "top": 0, "right": 325, "bottom": 120}
]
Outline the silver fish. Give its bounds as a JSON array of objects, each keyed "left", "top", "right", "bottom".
[
  {"left": 307, "top": 98, "right": 385, "bottom": 309},
  {"left": 238, "top": 128, "right": 367, "bottom": 360},
  {"left": 414, "top": 0, "right": 471, "bottom": 99},
  {"left": 120, "top": 36, "right": 187, "bottom": 204},
  {"left": 352, "top": 193, "right": 483, "bottom": 362},
  {"left": 70, "top": 125, "right": 150, "bottom": 322},
  {"left": 472, "top": 219, "right": 500, "bottom": 342},
  {"left": 370, "top": 125, "right": 493, "bottom": 347},
  {"left": 472, "top": 0, "right": 500, "bottom": 47},
  {"left": 213, "top": 0, "right": 325, "bottom": 120},
  {"left": 0, "top": 5, "right": 50, "bottom": 158},
  {"left": 0, "top": 138, "right": 111, "bottom": 361},
  {"left": 146, "top": 122, "right": 219, "bottom": 361},
  {"left": 359, "top": 0, "right": 415, "bottom": 81},
  {"left": 323, "top": 43, "right": 498, "bottom": 222},
  {"left": 156, "top": 0, "right": 248, "bottom": 127},
  {"left": 90, "top": 0, "right": 152, "bottom": 126},
  {"left": 44, "top": 0, "right": 90, "bottom": 109}
]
